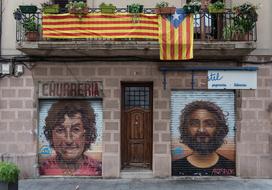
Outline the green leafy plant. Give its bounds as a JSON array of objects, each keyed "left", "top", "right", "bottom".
[
  {"left": 41, "top": 1, "right": 59, "bottom": 14},
  {"left": 183, "top": 0, "right": 201, "bottom": 13},
  {"left": 99, "top": 3, "right": 116, "bottom": 14},
  {"left": 0, "top": 162, "right": 20, "bottom": 183},
  {"left": 233, "top": 3, "right": 258, "bottom": 33},
  {"left": 66, "top": 0, "right": 89, "bottom": 16},
  {"left": 208, "top": 1, "right": 225, "bottom": 13},
  {"left": 23, "top": 17, "right": 39, "bottom": 32},
  {"left": 155, "top": 1, "right": 169, "bottom": 8},
  {"left": 127, "top": 3, "right": 144, "bottom": 13}
]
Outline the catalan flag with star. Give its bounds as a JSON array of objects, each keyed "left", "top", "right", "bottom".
[{"left": 158, "top": 9, "right": 194, "bottom": 60}]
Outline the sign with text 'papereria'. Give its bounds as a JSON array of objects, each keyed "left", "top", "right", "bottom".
[
  {"left": 208, "top": 70, "right": 257, "bottom": 89},
  {"left": 38, "top": 81, "right": 103, "bottom": 98}
]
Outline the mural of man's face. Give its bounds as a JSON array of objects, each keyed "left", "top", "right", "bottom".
[
  {"left": 187, "top": 109, "right": 218, "bottom": 154},
  {"left": 52, "top": 113, "right": 86, "bottom": 161}
]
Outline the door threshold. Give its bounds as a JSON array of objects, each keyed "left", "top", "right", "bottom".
[{"left": 120, "top": 168, "right": 153, "bottom": 179}]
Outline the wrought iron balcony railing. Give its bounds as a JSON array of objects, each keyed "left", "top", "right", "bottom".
[{"left": 14, "top": 8, "right": 257, "bottom": 43}]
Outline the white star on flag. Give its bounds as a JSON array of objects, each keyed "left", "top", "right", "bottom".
[{"left": 172, "top": 11, "right": 180, "bottom": 21}]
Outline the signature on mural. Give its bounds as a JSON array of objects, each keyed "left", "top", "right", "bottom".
[
  {"left": 208, "top": 72, "right": 223, "bottom": 82},
  {"left": 39, "top": 100, "right": 102, "bottom": 176}
]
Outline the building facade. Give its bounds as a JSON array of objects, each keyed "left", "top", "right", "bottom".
[{"left": 0, "top": 0, "right": 271, "bottom": 178}]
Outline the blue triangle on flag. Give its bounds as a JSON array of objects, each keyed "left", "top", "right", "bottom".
[{"left": 167, "top": 8, "right": 188, "bottom": 28}]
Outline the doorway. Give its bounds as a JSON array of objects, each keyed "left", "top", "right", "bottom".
[{"left": 121, "top": 82, "right": 153, "bottom": 169}]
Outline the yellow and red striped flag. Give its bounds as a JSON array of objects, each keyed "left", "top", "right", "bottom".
[
  {"left": 42, "top": 13, "right": 159, "bottom": 39},
  {"left": 158, "top": 9, "right": 194, "bottom": 60}
]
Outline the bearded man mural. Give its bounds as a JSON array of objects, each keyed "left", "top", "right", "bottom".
[{"left": 172, "top": 101, "right": 235, "bottom": 176}]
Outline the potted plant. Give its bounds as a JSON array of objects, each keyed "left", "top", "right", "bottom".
[
  {"left": 0, "top": 162, "right": 20, "bottom": 190},
  {"left": 127, "top": 3, "right": 144, "bottom": 23},
  {"left": 41, "top": 1, "right": 60, "bottom": 14},
  {"left": 65, "top": 1, "right": 89, "bottom": 17},
  {"left": 19, "top": 5, "right": 37, "bottom": 14},
  {"left": 99, "top": 3, "right": 116, "bottom": 14},
  {"left": 127, "top": 3, "right": 144, "bottom": 14},
  {"left": 183, "top": 0, "right": 201, "bottom": 14},
  {"left": 208, "top": 1, "right": 225, "bottom": 13},
  {"left": 23, "top": 17, "right": 39, "bottom": 41},
  {"left": 233, "top": 3, "right": 258, "bottom": 33},
  {"left": 155, "top": 1, "right": 176, "bottom": 15}
]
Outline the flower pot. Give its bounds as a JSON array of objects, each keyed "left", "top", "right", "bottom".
[
  {"left": 100, "top": 7, "right": 116, "bottom": 14},
  {"left": 69, "top": 7, "right": 89, "bottom": 15},
  {"left": 43, "top": 4, "right": 60, "bottom": 14},
  {"left": 155, "top": 7, "right": 176, "bottom": 15},
  {"left": 19, "top": 5, "right": 37, "bottom": 14},
  {"left": 25, "top": 31, "right": 39, "bottom": 41},
  {"left": 0, "top": 181, "right": 18, "bottom": 190}
]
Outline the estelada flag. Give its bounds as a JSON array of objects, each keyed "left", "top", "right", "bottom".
[{"left": 158, "top": 9, "right": 194, "bottom": 60}]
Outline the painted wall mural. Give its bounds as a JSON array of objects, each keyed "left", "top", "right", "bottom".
[
  {"left": 38, "top": 100, "right": 102, "bottom": 176},
  {"left": 171, "top": 91, "right": 236, "bottom": 176}
]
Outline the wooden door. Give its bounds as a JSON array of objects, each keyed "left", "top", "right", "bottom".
[{"left": 121, "top": 83, "right": 153, "bottom": 169}]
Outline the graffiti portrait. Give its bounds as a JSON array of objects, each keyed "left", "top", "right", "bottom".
[
  {"left": 38, "top": 100, "right": 102, "bottom": 176},
  {"left": 171, "top": 91, "right": 235, "bottom": 176}
]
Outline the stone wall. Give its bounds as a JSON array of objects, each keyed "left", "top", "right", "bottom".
[
  {"left": 237, "top": 63, "right": 272, "bottom": 178},
  {"left": 1, "top": 60, "right": 271, "bottom": 178}
]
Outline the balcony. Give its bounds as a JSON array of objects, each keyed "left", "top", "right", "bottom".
[{"left": 15, "top": 8, "right": 257, "bottom": 60}]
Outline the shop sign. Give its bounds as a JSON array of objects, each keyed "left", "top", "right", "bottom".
[
  {"left": 38, "top": 81, "right": 103, "bottom": 98},
  {"left": 208, "top": 70, "right": 257, "bottom": 89}
]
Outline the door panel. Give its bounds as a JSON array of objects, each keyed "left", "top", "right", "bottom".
[{"left": 121, "top": 83, "right": 153, "bottom": 169}]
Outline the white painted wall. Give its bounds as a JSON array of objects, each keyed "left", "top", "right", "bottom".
[{"left": 1, "top": 0, "right": 271, "bottom": 57}]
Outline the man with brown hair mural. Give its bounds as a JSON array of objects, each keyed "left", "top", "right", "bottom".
[
  {"left": 39, "top": 100, "right": 102, "bottom": 176},
  {"left": 172, "top": 101, "right": 235, "bottom": 176}
]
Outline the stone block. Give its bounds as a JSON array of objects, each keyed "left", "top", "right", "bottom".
[
  {"left": 103, "top": 133, "right": 111, "bottom": 142},
  {"left": 154, "top": 143, "right": 167, "bottom": 154},
  {"left": 113, "top": 89, "right": 120, "bottom": 98},
  {"left": 113, "top": 68, "right": 127, "bottom": 76},
  {"left": 248, "top": 100, "right": 264, "bottom": 109},
  {"left": 113, "top": 111, "right": 120, "bottom": 119},
  {"left": 160, "top": 111, "right": 170, "bottom": 120},
  {"left": 9, "top": 100, "right": 23, "bottom": 108},
  {"left": 25, "top": 78, "right": 34, "bottom": 87},
  {"left": 153, "top": 156, "right": 171, "bottom": 177},
  {"left": 33, "top": 67, "right": 48, "bottom": 76},
  {"left": 2, "top": 89, "right": 16, "bottom": 98},
  {"left": 81, "top": 67, "right": 96, "bottom": 76},
  {"left": 239, "top": 156, "right": 258, "bottom": 177},
  {"left": 102, "top": 155, "right": 119, "bottom": 178},
  {"left": 104, "top": 100, "right": 119, "bottom": 109},
  {"left": 105, "top": 144, "right": 119, "bottom": 153},
  {"left": 18, "top": 89, "right": 32, "bottom": 97},
  {"left": 153, "top": 133, "right": 159, "bottom": 142},
  {"left": 242, "top": 110, "right": 257, "bottom": 120},
  {"left": 154, "top": 121, "right": 167, "bottom": 131},
  {"left": 103, "top": 111, "right": 111, "bottom": 119},
  {"left": 257, "top": 89, "right": 270, "bottom": 98},
  {"left": 105, "top": 122, "right": 119, "bottom": 131},
  {"left": 18, "top": 111, "right": 32, "bottom": 120},
  {"left": 154, "top": 100, "right": 168, "bottom": 109},
  {"left": 1, "top": 111, "right": 15, "bottom": 120},
  {"left": 113, "top": 133, "right": 120, "bottom": 142},
  {"left": 161, "top": 133, "right": 170, "bottom": 142},
  {"left": 105, "top": 78, "right": 119, "bottom": 87},
  {"left": 98, "top": 67, "right": 111, "bottom": 76},
  {"left": 0, "top": 100, "right": 8, "bottom": 108},
  {"left": 10, "top": 78, "right": 24, "bottom": 87},
  {"left": 259, "top": 156, "right": 272, "bottom": 178},
  {"left": 50, "top": 67, "right": 63, "bottom": 76}
]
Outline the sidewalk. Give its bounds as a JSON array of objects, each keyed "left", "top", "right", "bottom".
[{"left": 19, "top": 178, "right": 272, "bottom": 190}]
